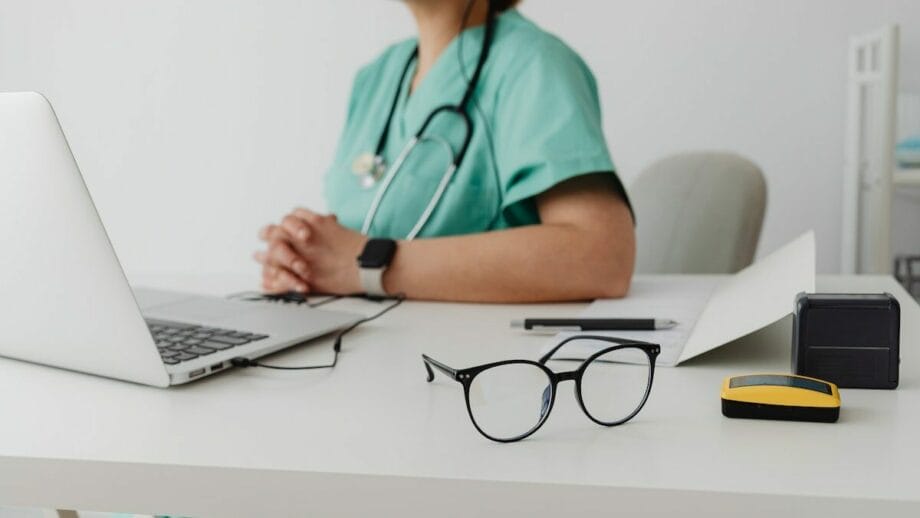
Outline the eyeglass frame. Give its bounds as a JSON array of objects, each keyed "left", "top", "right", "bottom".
[{"left": 422, "top": 335, "right": 661, "bottom": 443}]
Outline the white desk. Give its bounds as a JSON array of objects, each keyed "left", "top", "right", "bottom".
[{"left": 0, "top": 275, "right": 917, "bottom": 517}]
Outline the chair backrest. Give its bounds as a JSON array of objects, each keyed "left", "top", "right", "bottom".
[{"left": 630, "top": 151, "right": 767, "bottom": 274}]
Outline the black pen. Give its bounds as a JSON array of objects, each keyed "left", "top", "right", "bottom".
[{"left": 511, "top": 318, "right": 678, "bottom": 332}]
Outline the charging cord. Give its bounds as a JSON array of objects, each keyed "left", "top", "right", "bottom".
[{"left": 229, "top": 293, "right": 405, "bottom": 371}]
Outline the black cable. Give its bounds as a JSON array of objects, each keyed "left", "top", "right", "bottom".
[
  {"left": 304, "top": 295, "right": 343, "bottom": 308},
  {"left": 230, "top": 294, "right": 405, "bottom": 371}
]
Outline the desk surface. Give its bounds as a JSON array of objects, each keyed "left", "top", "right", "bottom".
[{"left": 1, "top": 274, "right": 918, "bottom": 517}]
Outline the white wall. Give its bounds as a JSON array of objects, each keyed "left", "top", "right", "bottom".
[{"left": 1, "top": 0, "right": 919, "bottom": 279}]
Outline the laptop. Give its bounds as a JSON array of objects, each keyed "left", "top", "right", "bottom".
[{"left": 0, "top": 92, "right": 361, "bottom": 387}]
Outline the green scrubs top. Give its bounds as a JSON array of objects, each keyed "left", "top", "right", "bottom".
[{"left": 324, "top": 9, "right": 626, "bottom": 239}]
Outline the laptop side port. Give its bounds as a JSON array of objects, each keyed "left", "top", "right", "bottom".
[
  {"left": 211, "top": 362, "right": 224, "bottom": 372},
  {"left": 189, "top": 368, "right": 206, "bottom": 378}
]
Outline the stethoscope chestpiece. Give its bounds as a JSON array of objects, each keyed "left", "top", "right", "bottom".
[{"left": 352, "top": 152, "right": 387, "bottom": 189}]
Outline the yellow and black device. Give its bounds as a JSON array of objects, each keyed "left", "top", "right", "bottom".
[{"left": 721, "top": 374, "right": 840, "bottom": 423}]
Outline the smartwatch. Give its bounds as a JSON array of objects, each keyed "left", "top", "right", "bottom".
[{"left": 357, "top": 238, "right": 397, "bottom": 296}]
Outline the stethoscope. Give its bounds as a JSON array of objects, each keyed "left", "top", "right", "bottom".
[{"left": 353, "top": 2, "right": 497, "bottom": 240}]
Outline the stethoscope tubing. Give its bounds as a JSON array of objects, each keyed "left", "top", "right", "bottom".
[
  {"left": 361, "top": 106, "right": 472, "bottom": 240},
  {"left": 361, "top": 135, "right": 418, "bottom": 237}
]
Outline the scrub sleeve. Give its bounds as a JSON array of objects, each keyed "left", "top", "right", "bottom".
[{"left": 493, "top": 39, "right": 631, "bottom": 227}]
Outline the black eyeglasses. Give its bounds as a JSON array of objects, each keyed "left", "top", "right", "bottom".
[{"left": 423, "top": 336, "right": 660, "bottom": 443}]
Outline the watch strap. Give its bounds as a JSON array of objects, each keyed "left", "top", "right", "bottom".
[
  {"left": 357, "top": 238, "right": 396, "bottom": 297},
  {"left": 359, "top": 266, "right": 387, "bottom": 297}
]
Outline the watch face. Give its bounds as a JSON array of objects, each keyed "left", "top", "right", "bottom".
[{"left": 359, "top": 238, "right": 397, "bottom": 268}]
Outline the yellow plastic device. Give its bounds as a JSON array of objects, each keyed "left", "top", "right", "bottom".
[{"left": 721, "top": 374, "right": 840, "bottom": 423}]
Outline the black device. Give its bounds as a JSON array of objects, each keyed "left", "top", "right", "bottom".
[
  {"left": 792, "top": 293, "right": 900, "bottom": 389},
  {"left": 358, "top": 238, "right": 398, "bottom": 269}
]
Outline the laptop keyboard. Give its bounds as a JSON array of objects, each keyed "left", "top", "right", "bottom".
[{"left": 146, "top": 319, "right": 269, "bottom": 365}]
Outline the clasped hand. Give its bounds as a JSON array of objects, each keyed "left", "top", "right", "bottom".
[{"left": 255, "top": 209, "right": 368, "bottom": 295}]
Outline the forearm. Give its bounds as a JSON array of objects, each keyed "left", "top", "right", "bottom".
[
  {"left": 383, "top": 223, "right": 635, "bottom": 303},
  {"left": 258, "top": 175, "right": 636, "bottom": 301}
]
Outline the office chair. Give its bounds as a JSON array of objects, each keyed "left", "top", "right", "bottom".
[{"left": 629, "top": 151, "right": 767, "bottom": 274}]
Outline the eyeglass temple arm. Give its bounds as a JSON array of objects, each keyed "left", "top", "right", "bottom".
[
  {"left": 538, "top": 335, "right": 651, "bottom": 364},
  {"left": 422, "top": 354, "right": 459, "bottom": 382}
]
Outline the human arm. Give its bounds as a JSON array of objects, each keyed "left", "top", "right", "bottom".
[
  {"left": 257, "top": 172, "right": 634, "bottom": 302},
  {"left": 380, "top": 173, "right": 633, "bottom": 302}
]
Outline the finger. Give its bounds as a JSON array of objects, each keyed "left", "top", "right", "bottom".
[
  {"left": 268, "top": 225, "right": 292, "bottom": 243},
  {"left": 261, "top": 275, "right": 281, "bottom": 294},
  {"left": 252, "top": 250, "right": 300, "bottom": 277},
  {"left": 281, "top": 214, "right": 311, "bottom": 242},
  {"left": 261, "top": 267, "right": 284, "bottom": 294},
  {"left": 262, "top": 263, "right": 303, "bottom": 284},
  {"left": 262, "top": 267, "right": 281, "bottom": 290},
  {"left": 274, "top": 268, "right": 309, "bottom": 293},
  {"left": 292, "top": 208, "right": 323, "bottom": 225},
  {"left": 268, "top": 241, "right": 306, "bottom": 275},
  {"left": 269, "top": 241, "right": 310, "bottom": 278},
  {"left": 255, "top": 249, "right": 300, "bottom": 273},
  {"left": 260, "top": 224, "right": 292, "bottom": 243},
  {"left": 262, "top": 266, "right": 308, "bottom": 294},
  {"left": 262, "top": 277, "right": 289, "bottom": 295},
  {"left": 259, "top": 224, "right": 276, "bottom": 241}
]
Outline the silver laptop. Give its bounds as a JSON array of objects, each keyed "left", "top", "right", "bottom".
[{"left": 0, "top": 92, "right": 361, "bottom": 387}]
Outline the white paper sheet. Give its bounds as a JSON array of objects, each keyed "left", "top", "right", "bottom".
[{"left": 544, "top": 231, "right": 816, "bottom": 367}]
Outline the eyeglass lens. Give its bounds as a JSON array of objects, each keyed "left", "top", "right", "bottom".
[
  {"left": 467, "top": 362, "right": 553, "bottom": 441},
  {"left": 577, "top": 346, "right": 652, "bottom": 425}
]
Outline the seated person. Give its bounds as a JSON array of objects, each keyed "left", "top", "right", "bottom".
[{"left": 256, "top": 0, "right": 635, "bottom": 302}]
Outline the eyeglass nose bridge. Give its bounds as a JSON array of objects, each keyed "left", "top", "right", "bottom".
[{"left": 554, "top": 370, "right": 580, "bottom": 383}]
